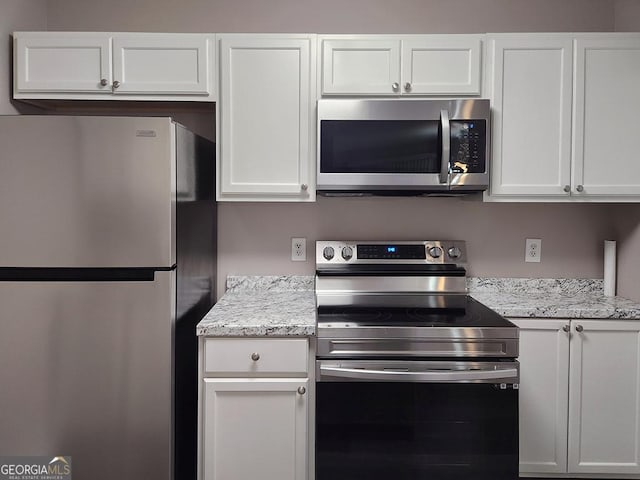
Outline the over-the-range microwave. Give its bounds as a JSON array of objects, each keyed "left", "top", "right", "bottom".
[{"left": 317, "top": 98, "right": 490, "bottom": 195}]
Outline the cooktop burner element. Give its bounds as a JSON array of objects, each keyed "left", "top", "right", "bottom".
[{"left": 315, "top": 240, "right": 519, "bottom": 359}]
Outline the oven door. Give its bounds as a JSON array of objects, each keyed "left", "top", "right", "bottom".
[{"left": 316, "top": 360, "right": 519, "bottom": 480}]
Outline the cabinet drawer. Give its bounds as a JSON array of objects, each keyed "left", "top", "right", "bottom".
[{"left": 204, "top": 338, "right": 308, "bottom": 375}]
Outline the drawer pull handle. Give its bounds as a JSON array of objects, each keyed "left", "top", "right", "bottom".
[
  {"left": 297, "top": 386, "right": 306, "bottom": 395},
  {"left": 250, "top": 352, "right": 260, "bottom": 361}
]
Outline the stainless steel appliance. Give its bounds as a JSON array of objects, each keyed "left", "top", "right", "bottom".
[
  {"left": 317, "top": 99, "right": 490, "bottom": 195},
  {"left": 0, "top": 116, "right": 216, "bottom": 480},
  {"left": 315, "top": 240, "right": 519, "bottom": 480}
]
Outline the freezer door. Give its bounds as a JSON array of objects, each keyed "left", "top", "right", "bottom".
[
  {"left": 0, "top": 271, "right": 174, "bottom": 480},
  {"left": 0, "top": 116, "right": 175, "bottom": 268}
]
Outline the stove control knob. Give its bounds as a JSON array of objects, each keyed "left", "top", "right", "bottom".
[
  {"left": 447, "top": 246, "right": 462, "bottom": 259},
  {"left": 341, "top": 246, "right": 354, "bottom": 260},
  {"left": 428, "top": 246, "right": 442, "bottom": 258},
  {"left": 322, "top": 246, "right": 335, "bottom": 261}
]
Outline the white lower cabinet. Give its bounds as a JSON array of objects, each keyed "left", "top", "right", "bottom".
[
  {"left": 513, "top": 319, "right": 640, "bottom": 477},
  {"left": 202, "top": 378, "right": 308, "bottom": 480},
  {"left": 199, "top": 338, "right": 311, "bottom": 480}
]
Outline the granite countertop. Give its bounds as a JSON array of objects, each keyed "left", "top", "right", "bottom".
[
  {"left": 196, "top": 276, "right": 316, "bottom": 336},
  {"left": 196, "top": 276, "right": 640, "bottom": 337},
  {"left": 469, "top": 278, "right": 640, "bottom": 319}
]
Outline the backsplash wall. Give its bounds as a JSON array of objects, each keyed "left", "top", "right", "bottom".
[{"left": 217, "top": 198, "right": 615, "bottom": 298}]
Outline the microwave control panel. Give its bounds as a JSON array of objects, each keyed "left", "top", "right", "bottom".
[{"left": 450, "top": 120, "right": 486, "bottom": 173}]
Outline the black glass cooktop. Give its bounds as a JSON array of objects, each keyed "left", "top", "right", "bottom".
[{"left": 317, "top": 296, "right": 514, "bottom": 329}]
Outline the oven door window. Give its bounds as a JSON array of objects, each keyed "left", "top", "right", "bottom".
[
  {"left": 316, "top": 382, "right": 518, "bottom": 480},
  {"left": 320, "top": 120, "right": 441, "bottom": 173}
]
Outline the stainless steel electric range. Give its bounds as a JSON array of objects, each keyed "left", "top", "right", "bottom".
[{"left": 314, "top": 240, "right": 519, "bottom": 480}]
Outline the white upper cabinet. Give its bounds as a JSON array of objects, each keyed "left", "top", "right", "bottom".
[
  {"left": 487, "top": 35, "right": 573, "bottom": 198},
  {"left": 112, "top": 34, "right": 211, "bottom": 95},
  {"left": 217, "top": 35, "right": 316, "bottom": 201},
  {"left": 401, "top": 36, "right": 481, "bottom": 95},
  {"left": 321, "top": 35, "right": 482, "bottom": 96},
  {"left": 486, "top": 33, "right": 640, "bottom": 202},
  {"left": 321, "top": 39, "right": 400, "bottom": 95},
  {"left": 572, "top": 35, "right": 640, "bottom": 197},
  {"left": 14, "top": 32, "right": 112, "bottom": 94},
  {"left": 14, "top": 32, "right": 216, "bottom": 101}
]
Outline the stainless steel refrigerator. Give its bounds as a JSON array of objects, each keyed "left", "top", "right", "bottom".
[{"left": 0, "top": 115, "right": 216, "bottom": 480}]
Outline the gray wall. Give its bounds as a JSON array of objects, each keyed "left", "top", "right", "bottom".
[{"left": 15, "top": 0, "right": 640, "bottom": 299}]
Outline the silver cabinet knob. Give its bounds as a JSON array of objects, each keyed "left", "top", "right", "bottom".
[
  {"left": 447, "top": 246, "right": 462, "bottom": 259},
  {"left": 297, "top": 386, "right": 306, "bottom": 395},
  {"left": 563, "top": 185, "right": 571, "bottom": 193},
  {"left": 428, "top": 246, "right": 442, "bottom": 258},
  {"left": 392, "top": 82, "right": 399, "bottom": 92},
  {"left": 112, "top": 80, "right": 121, "bottom": 89},
  {"left": 576, "top": 185, "right": 584, "bottom": 192},
  {"left": 341, "top": 246, "right": 353, "bottom": 261},
  {"left": 301, "top": 184, "right": 308, "bottom": 191},
  {"left": 562, "top": 324, "right": 570, "bottom": 332},
  {"left": 575, "top": 324, "right": 584, "bottom": 333},
  {"left": 404, "top": 82, "right": 412, "bottom": 92},
  {"left": 250, "top": 352, "right": 260, "bottom": 361},
  {"left": 100, "top": 78, "right": 108, "bottom": 87}
]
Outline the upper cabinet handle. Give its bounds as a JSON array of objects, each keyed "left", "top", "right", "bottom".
[
  {"left": 112, "top": 80, "right": 121, "bottom": 89},
  {"left": 563, "top": 185, "right": 571, "bottom": 193},
  {"left": 100, "top": 78, "right": 108, "bottom": 87},
  {"left": 404, "top": 82, "right": 412, "bottom": 92},
  {"left": 576, "top": 185, "right": 584, "bottom": 193},
  {"left": 392, "top": 82, "right": 399, "bottom": 92}
]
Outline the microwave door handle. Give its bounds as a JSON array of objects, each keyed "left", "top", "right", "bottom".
[{"left": 439, "top": 109, "right": 450, "bottom": 184}]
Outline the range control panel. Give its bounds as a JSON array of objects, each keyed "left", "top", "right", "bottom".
[{"left": 316, "top": 241, "right": 467, "bottom": 265}]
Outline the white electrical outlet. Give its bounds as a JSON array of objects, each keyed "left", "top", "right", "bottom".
[
  {"left": 525, "top": 238, "right": 542, "bottom": 263},
  {"left": 291, "top": 237, "right": 306, "bottom": 261}
]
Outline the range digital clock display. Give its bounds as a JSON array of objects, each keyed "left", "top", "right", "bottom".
[{"left": 358, "top": 244, "right": 426, "bottom": 260}]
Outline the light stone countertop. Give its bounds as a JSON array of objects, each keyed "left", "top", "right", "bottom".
[
  {"left": 468, "top": 277, "right": 640, "bottom": 319},
  {"left": 196, "top": 276, "right": 316, "bottom": 336},
  {"left": 196, "top": 276, "right": 640, "bottom": 337}
]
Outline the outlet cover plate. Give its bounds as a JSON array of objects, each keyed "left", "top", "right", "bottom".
[
  {"left": 291, "top": 237, "right": 306, "bottom": 262},
  {"left": 525, "top": 238, "right": 542, "bottom": 263}
]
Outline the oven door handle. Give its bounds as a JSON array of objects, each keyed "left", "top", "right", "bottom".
[{"left": 319, "top": 365, "right": 518, "bottom": 383}]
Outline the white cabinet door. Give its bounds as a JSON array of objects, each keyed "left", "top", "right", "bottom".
[
  {"left": 321, "top": 39, "right": 401, "bottom": 95},
  {"left": 572, "top": 35, "right": 640, "bottom": 197},
  {"left": 487, "top": 35, "right": 573, "bottom": 198},
  {"left": 218, "top": 35, "right": 314, "bottom": 201},
  {"left": 112, "top": 34, "right": 212, "bottom": 95},
  {"left": 512, "top": 319, "right": 570, "bottom": 474},
  {"left": 14, "top": 32, "right": 112, "bottom": 93},
  {"left": 568, "top": 320, "right": 640, "bottom": 474},
  {"left": 202, "top": 378, "right": 308, "bottom": 480},
  {"left": 402, "top": 35, "right": 482, "bottom": 95}
]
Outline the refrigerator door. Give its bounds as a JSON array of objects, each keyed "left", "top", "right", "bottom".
[
  {"left": 0, "top": 271, "right": 175, "bottom": 480},
  {"left": 0, "top": 115, "right": 175, "bottom": 268}
]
